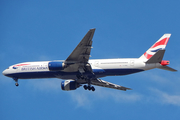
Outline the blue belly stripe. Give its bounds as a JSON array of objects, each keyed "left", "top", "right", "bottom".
[{"left": 5, "top": 69, "right": 144, "bottom": 79}]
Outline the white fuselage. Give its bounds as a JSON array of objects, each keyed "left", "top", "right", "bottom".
[{"left": 2, "top": 58, "right": 161, "bottom": 80}]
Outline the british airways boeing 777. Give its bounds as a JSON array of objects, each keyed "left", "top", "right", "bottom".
[{"left": 2, "top": 29, "right": 177, "bottom": 91}]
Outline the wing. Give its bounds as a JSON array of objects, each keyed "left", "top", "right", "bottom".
[
  {"left": 64, "top": 29, "right": 95, "bottom": 72},
  {"left": 65, "top": 28, "right": 95, "bottom": 63},
  {"left": 91, "top": 78, "right": 132, "bottom": 91},
  {"left": 63, "top": 29, "right": 130, "bottom": 91}
]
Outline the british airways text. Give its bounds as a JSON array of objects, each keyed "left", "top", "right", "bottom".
[{"left": 21, "top": 66, "right": 48, "bottom": 71}]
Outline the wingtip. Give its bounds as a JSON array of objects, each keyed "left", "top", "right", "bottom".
[
  {"left": 122, "top": 88, "right": 132, "bottom": 91},
  {"left": 127, "top": 88, "right": 132, "bottom": 90},
  {"left": 90, "top": 28, "right": 96, "bottom": 31}
]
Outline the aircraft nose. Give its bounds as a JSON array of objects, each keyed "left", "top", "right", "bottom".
[{"left": 2, "top": 69, "right": 8, "bottom": 76}]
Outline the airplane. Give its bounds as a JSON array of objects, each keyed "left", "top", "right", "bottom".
[{"left": 2, "top": 28, "right": 177, "bottom": 91}]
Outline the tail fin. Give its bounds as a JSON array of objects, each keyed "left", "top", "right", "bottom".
[
  {"left": 139, "top": 34, "right": 177, "bottom": 72},
  {"left": 139, "top": 34, "right": 171, "bottom": 62}
]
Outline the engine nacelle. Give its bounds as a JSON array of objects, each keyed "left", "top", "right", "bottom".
[
  {"left": 48, "top": 61, "right": 65, "bottom": 71},
  {"left": 61, "top": 80, "right": 78, "bottom": 91},
  {"left": 160, "top": 60, "right": 170, "bottom": 66}
]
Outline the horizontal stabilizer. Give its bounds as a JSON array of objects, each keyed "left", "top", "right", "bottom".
[
  {"left": 158, "top": 66, "right": 177, "bottom": 72},
  {"left": 146, "top": 50, "right": 165, "bottom": 63}
]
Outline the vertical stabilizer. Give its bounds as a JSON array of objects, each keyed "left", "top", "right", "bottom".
[{"left": 139, "top": 34, "right": 171, "bottom": 62}]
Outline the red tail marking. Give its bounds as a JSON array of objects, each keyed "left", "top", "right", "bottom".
[
  {"left": 144, "top": 52, "right": 153, "bottom": 59},
  {"left": 151, "top": 37, "right": 169, "bottom": 48}
]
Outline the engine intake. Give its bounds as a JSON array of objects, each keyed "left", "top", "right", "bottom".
[
  {"left": 48, "top": 61, "right": 65, "bottom": 71},
  {"left": 61, "top": 80, "right": 79, "bottom": 91}
]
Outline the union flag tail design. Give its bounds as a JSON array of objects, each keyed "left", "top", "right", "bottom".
[{"left": 139, "top": 34, "right": 171, "bottom": 62}]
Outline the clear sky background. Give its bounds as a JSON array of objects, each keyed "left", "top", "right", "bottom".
[{"left": 1, "top": 0, "right": 180, "bottom": 120}]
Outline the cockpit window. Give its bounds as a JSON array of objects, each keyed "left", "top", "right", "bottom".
[
  {"left": 13, "top": 67, "right": 18, "bottom": 69},
  {"left": 7, "top": 67, "right": 9, "bottom": 69}
]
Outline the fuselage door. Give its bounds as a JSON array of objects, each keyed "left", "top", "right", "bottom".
[
  {"left": 94, "top": 61, "right": 99, "bottom": 67},
  {"left": 130, "top": 60, "right": 134, "bottom": 66}
]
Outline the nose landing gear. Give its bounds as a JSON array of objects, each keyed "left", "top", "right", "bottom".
[
  {"left": 15, "top": 82, "right": 19, "bottom": 86},
  {"left": 13, "top": 77, "right": 19, "bottom": 87}
]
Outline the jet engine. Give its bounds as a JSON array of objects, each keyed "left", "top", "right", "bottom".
[
  {"left": 61, "top": 80, "right": 80, "bottom": 91},
  {"left": 48, "top": 61, "right": 65, "bottom": 71}
]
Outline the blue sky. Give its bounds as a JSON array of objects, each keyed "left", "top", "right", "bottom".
[{"left": 1, "top": 0, "right": 180, "bottom": 120}]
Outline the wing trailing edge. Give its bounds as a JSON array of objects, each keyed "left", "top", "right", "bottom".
[{"left": 91, "top": 78, "right": 132, "bottom": 91}]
